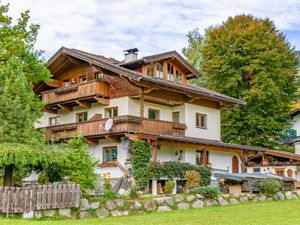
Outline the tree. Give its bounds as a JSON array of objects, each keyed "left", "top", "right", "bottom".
[
  {"left": 0, "top": 4, "right": 51, "bottom": 185},
  {"left": 183, "top": 15, "right": 299, "bottom": 148}
]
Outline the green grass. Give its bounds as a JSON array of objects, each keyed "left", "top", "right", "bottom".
[{"left": 1, "top": 199, "right": 300, "bottom": 225}]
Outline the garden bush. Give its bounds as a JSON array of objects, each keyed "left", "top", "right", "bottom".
[
  {"left": 103, "top": 178, "right": 117, "bottom": 199},
  {"left": 191, "top": 185, "right": 220, "bottom": 198},
  {"left": 185, "top": 170, "right": 201, "bottom": 189},
  {"left": 164, "top": 180, "right": 175, "bottom": 195},
  {"left": 258, "top": 179, "right": 282, "bottom": 197},
  {"left": 129, "top": 184, "right": 139, "bottom": 198}
]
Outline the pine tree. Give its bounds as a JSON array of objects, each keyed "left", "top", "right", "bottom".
[{"left": 183, "top": 15, "right": 299, "bottom": 148}]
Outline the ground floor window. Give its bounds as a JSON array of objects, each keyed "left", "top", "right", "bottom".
[
  {"left": 49, "top": 116, "right": 60, "bottom": 126},
  {"left": 103, "top": 146, "right": 118, "bottom": 162},
  {"left": 275, "top": 168, "right": 285, "bottom": 176}
]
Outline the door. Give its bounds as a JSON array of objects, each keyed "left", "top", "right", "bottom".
[
  {"left": 287, "top": 169, "right": 293, "bottom": 178},
  {"left": 232, "top": 156, "right": 239, "bottom": 173}
]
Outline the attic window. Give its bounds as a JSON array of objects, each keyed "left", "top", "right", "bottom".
[
  {"left": 79, "top": 75, "right": 87, "bottom": 83},
  {"left": 147, "top": 64, "right": 155, "bottom": 76},
  {"left": 155, "top": 63, "right": 164, "bottom": 79},
  {"left": 176, "top": 70, "right": 183, "bottom": 83},
  {"left": 63, "top": 79, "right": 71, "bottom": 87},
  {"left": 167, "top": 63, "right": 174, "bottom": 81}
]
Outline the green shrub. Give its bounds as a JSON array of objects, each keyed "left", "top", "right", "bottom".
[
  {"left": 258, "top": 179, "right": 282, "bottom": 197},
  {"left": 185, "top": 170, "right": 200, "bottom": 189},
  {"left": 103, "top": 189, "right": 117, "bottom": 199},
  {"left": 164, "top": 180, "right": 175, "bottom": 195},
  {"left": 129, "top": 184, "right": 139, "bottom": 198},
  {"left": 191, "top": 185, "right": 220, "bottom": 198}
]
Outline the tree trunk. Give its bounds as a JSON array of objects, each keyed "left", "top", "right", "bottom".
[{"left": 3, "top": 164, "right": 13, "bottom": 186}]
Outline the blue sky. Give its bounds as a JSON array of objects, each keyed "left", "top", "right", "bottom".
[{"left": 4, "top": 0, "right": 300, "bottom": 60}]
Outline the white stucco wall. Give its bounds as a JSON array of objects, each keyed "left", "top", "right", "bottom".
[
  {"left": 246, "top": 165, "right": 299, "bottom": 180},
  {"left": 184, "top": 103, "right": 220, "bottom": 140},
  {"left": 291, "top": 114, "right": 300, "bottom": 136},
  {"left": 209, "top": 151, "right": 240, "bottom": 173}
]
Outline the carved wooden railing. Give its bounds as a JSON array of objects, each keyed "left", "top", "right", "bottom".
[
  {"left": 45, "top": 115, "right": 186, "bottom": 140},
  {"left": 41, "top": 80, "right": 110, "bottom": 105}
]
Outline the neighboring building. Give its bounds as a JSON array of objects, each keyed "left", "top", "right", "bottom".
[{"left": 34, "top": 47, "right": 300, "bottom": 193}]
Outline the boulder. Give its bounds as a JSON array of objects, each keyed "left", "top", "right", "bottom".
[
  {"left": 130, "top": 201, "right": 142, "bottom": 209},
  {"left": 96, "top": 208, "right": 109, "bottom": 218},
  {"left": 44, "top": 210, "right": 56, "bottom": 217},
  {"left": 229, "top": 198, "right": 239, "bottom": 204},
  {"left": 195, "top": 194, "right": 205, "bottom": 199},
  {"left": 285, "top": 191, "right": 294, "bottom": 200},
  {"left": 144, "top": 201, "right": 157, "bottom": 211},
  {"left": 163, "top": 197, "right": 174, "bottom": 205},
  {"left": 293, "top": 190, "right": 300, "bottom": 197},
  {"left": 277, "top": 192, "right": 285, "bottom": 200},
  {"left": 178, "top": 202, "right": 190, "bottom": 210},
  {"left": 22, "top": 211, "right": 34, "bottom": 219},
  {"left": 231, "top": 193, "right": 241, "bottom": 198},
  {"left": 204, "top": 200, "right": 212, "bottom": 207},
  {"left": 222, "top": 194, "right": 230, "bottom": 199},
  {"left": 217, "top": 197, "right": 228, "bottom": 206},
  {"left": 157, "top": 206, "right": 172, "bottom": 212},
  {"left": 258, "top": 195, "right": 267, "bottom": 201},
  {"left": 105, "top": 200, "right": 117, "bottom": 210},
  {"left": 89, "top": 202, "right": 100, "bottom": 209},
  {"left": 111, "top": 210, "right": 129, "bottom": 217},
  {"left": 175, "top": 195, "right": 185, "bottom": 203},
  {"left": 186, "top": 195, "right": 196, "bottom": 202},
  {"left": 80, "top": 198, "right": 89, "bottom": 211},
  {"left": 153, "top": 197, "right": 164, "bottom": 204},
  {"left": 240, "top": 196, "right": 248, "bottom": 202},
  {"left": 78, "top": 211, "right": 90, "bottom": 219},
  {"left": 192, "top": 200, "right": 203, "bottom": 208},
  {"left": 115, "top": 199, "right": 124, "bottom": 207},
  {"left": 34, "top": 211, "right": 42, "bottom": 219},
  {"left": 293, "top": 194, "right": 298, "bottom": 199},
  {"left": 59, "top": 208, "right": 71, "bottom": 218},
  {"left": 252, "top": 196, "right": 258, "bottom": 202}
]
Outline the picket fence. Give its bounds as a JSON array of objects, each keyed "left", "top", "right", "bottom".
[{"left": 0, "top": 183, "right": 81, "bottom": 214}]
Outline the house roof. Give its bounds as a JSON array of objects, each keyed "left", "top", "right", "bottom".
[
  {"left": 119, "top": 50, "right": 200, "bottom": 79},
  {"left": 214, "top": 172, "right": 294, "bottom": 181},
  {"left": 264, "top": 149, "right": 300, "bottom": 161},
  {"left": 45, "top": 47, "right": 245, "bottom": 106},
  {"left": 288, "top": 108, "right": 300, "bottom": 118}
]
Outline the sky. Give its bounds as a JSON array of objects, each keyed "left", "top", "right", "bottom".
[{"left": 3, "top": 0, "right": 300, "bottom": 61}]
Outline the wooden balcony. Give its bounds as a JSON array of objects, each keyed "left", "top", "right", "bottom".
[
  {"left": 45, "top": 115, "right": 186, "bottom": 140},
  {"left": 41, "top": 80, "right": 110, "bottom": 107}
]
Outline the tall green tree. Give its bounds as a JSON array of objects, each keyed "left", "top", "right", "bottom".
[
  {"left": 0, "top": 4, "right": 51, "bottom": 185},
  {"left": 183, "top": 15, "right": 299, "bottom": 148}
]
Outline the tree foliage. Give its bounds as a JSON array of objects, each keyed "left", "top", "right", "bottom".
[{"left": 183, "top": 15, "right": 299, "bottom": 148}]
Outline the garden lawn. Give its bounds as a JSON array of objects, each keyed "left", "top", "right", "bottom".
[{"left": 1, "top": 199, "right": 300, "bottom": 225}]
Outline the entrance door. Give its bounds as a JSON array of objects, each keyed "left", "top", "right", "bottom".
[
  {"left": 232, "top": 156, "right": 239, "bottom": 173},
  {"left": 287, "top": 169, "right": 293, "bottom": 178}
]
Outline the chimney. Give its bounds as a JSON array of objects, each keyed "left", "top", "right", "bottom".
[{"left": 124, "top": 48, "right": 138, "bottom": 63}]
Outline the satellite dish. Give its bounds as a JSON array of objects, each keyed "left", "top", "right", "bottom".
[
  {"left": 119, "top": 137, "right": 129, "bottom": 149},
  {"left": 104, "top": 118, "right": 113, "bottom": 131}
]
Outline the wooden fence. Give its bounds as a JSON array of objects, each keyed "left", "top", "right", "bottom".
[{"left": 0, "top": 183, "right": 81, "bottom": 214}]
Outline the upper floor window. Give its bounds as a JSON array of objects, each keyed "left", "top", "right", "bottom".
[
  {"left": 148, "top": 108, "right": 160, "bottom": 120},
  {"left": 79, "top": 75, "right": 87, "bottom": 83},
  {"left": 155, "top": 63, "right": 164, "bottom": 79},
  {"left": 147, "top": 64, "right": 155, "bottom": 76},
  {"left": 63, "top": 79, "right": 71, "bottom": 87},
  {"left": 103, "top": 146, "right": 118, "bottom": 162},
  {"left": 196, "top": 113, "right": 207, "bottom": 129},
  {"left": 49, "top": 116, "right": 60, "bottom": 126},
  {"left": 176, "top": 70, "right": 183, "bottom": 83},
  {"left": 76, "top": 112, "right": 88, "bottom": 122},
  {"left": 253, "top": 168, "right": 261, "bottom": 173},
  {"left": 105, "top": 107, "right": 118, "bottom": 118},
  {"left": 172, "top": 111, "right": 180, "bottom": 123},
  {"left": 167, "top": 63, "right": 174, "bottom": 81}
]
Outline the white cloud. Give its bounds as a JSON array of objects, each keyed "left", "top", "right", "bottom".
[{"left": 3, "top": 0, "right": 300, "bottom": 60}]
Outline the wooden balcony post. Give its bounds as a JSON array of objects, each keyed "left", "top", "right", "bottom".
[
  {"left": 151, "top": 141, "right": 157, "bottom": 162},
  {"left": 140, "top": 88, "right": 144, "bottom": 118}
]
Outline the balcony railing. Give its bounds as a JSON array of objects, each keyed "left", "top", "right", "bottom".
[
  {"left": 41, "top": 80, "right": 110, "bottom": 105},
  {"left": 45, "top": 115, "right": 186, "bottom": 140}
]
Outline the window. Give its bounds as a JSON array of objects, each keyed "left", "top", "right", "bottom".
[
  {"left": 167, "top": 63, "right": 174, "bottom": 81},
  {"left": 105, "top": 107, "right": 118, "bottom": 118},
  {"left": 253, "top": 168, "right": 261, "bottom": 173},
  {"left": 155, "top": 63, "right": 164, "bottom": 79},
  {"left": 79, "top": 75, "right": 87, "bottom": 83},
  {"left": 196, "top": 150, "right": 209, "bottom": 166},
  {"left": 148, "top": 108, "right": 160, "bottom": 120},
  {"left": 147, "top": 64, "right": 155, "bottom": 76},
  {"left": 76, "top": 112, "right": 88, "bottom": 122},
  {"left": 63, "top": 79, "right": 71, "bottom": 87},
  {"left": 275, "top": 168, "right": 285, "bottom": 177},
  {"left": 176, "top": 70, "right": 183, "bottom": 83},
  {"left": 49, "top": 116, "right": 60, "bottom": 126},
  {"left": 103, "top": 146, "right": 118, "bottom": 162},
  {"left": 172, "top": 111, "right": 180, "bottom": 123},
  {"left": 196, "top": 113, "right": 207, "bottom": 129}
]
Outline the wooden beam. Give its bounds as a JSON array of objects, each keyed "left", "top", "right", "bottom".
[
  {"left": 75, "top": 100, "right": 91, "bottom": 108},
  {"left": 46, "top": 79, "right": 61, "bottom": 88},
  {"left": 58, "top": 104, "right": 72, "bottom": 112},
  {"left": 95, "top": 97, "right": 109, "bottom": 105},
  {"left": 42, "top": 108, "right": 57, "bottom": 114},
  {"left": 138, "top": 133, "right": 158, "bottom": 141},
  {"left": 125, "top": 133, "right": 138, "bottom": 141},
  {"left": 140, "top": 88, "right": 144, "bottom": 118},
  {"left": 151, "top": 140, "right": 158, "bottom": 162},
  {"left": 105, "top": 135, "right": 120, "bottom": 143},
  {"left": 84, "top": 138, "right": 98, "bottom": 145}
]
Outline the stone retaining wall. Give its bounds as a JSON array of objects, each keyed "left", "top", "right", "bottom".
[{"left": 30, "top": 190, "right": 300, "bottom": 219}]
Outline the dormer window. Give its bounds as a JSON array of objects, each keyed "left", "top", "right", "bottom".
[
  {"left": 176, "top": 70, "right": 183, "bottom": 83},
  {"left": 155, "top": 63, "right": 164, "bottom": 79},
  {"left": 147, "top": 64, "right": 155, "bottom": 76},
  {"left": 167, "top": 63, "right": 174, "bottom": 81},
  {"left": 79, "top": 75, "right": 87, "bottom": 83},
  {"left": 63, "top": 79, "right": 71, "bottom": 87}
]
